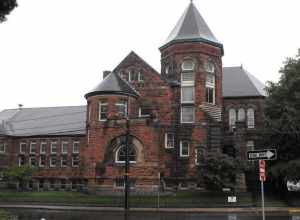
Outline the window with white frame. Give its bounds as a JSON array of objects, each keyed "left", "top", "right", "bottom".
[
  {"left": 50, "top": 142, "right": 57, "bottom": 154},
  {"left": 205, "top": 74, "right": 215, "bottom": 104},
  {"left": 247, "top": 108, "right": 255, "bottom": 128},
  {"left": 115, "top": 145, "right": 136, "bottom": 163},
  {"left": 18, "top": 156, "right": 25, "bottom": 167},
  {"left": 99, "top": 101, "right": 108, "bottom": 121},
  {"left": 182, "top": 60, "right": 195, "bottom": 71},
  {"left": 0, "top": 143, "right": 6, "bottom": 153},
  {"left": 181, "top": 86, "right": 194, "bottom": 103},
  {"left": 181, "top": 106, "right": 195, "bottom": 123},
  {"left": 61, "top": 142, "right": 68, "bottom": 154},
  {"left": 19, "top": 143, "right": 26, "bottom": 154},
  {"left": 39, "top": 155, "right": 46, "bottom": 167},
  {"left": 61, "top": 155, "right": 67, "bottom": 167},
  {"left": 138, "top": 106, "right": 151, "bottom": 117},
  {"left": 50, "top": 157, "right": 57, "bottom": 167},
  {"left": 138, "top": 71, "right": 144, "bottom": 82},
  {"left": 116, "top": 100, "right": 127, "bottom": 118},
  {"left": 29, "top": 157, "right": 36, "bottom": 166},
  {"left": 229, "top": 108, "right": 236, "bottom": 129},
  {"left": 30, "top": 142, "right": 36, "bottom": 154},
  {"left": 238, "top": 108, "right": 246, "bottom": 121},
  {"left": 73, "top": 141, "right": 79, "bottom": 154},
  {"left": 72, "top": 155, "right": 79, "bottom": 167},
  {"left": 129, "top": 70, "right": 139, "bottom": 82},
  {"left": 180, "top": 141, "right": 189, "bottom": 157},
  {"left": 204, "top": 60, "right": 215, "bottom": 73},
  {"left": 165, "top": 133, "right": 174, "bottom": 149},
  {"left": 40, "top": 142, "right": 46, "bottom": 154}
]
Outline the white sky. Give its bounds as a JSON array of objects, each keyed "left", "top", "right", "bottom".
[{"left": 1, "top": 0, "right": 300, "bottom": 110}]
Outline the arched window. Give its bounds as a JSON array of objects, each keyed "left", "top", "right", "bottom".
[
  {"left": 247, "top": 108, "right": 255, "bottom": 128},
  {"left": 181, "top": 59, "right": 195, "bottom": 71},
  {"left": 229, "top": 108, "right": 236, "bottom": 129},
  {"left": 115, "top": 144, "right": 136, "bottom": 163},
  {"left": 237, "top": 108, "right": 245, "bottom": 121}
]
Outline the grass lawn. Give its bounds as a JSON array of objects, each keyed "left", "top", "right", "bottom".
[{"left": 0, "top": 190, "right": 254, "bottom": 208}]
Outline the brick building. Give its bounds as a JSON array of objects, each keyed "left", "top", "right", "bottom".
[{"left": 0, "top": 2, "right": 265, "bottom": 191}]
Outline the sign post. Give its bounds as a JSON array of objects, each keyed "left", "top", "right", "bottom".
[{"left": 259, "top": 160, "right": 266, "bottom": 220}]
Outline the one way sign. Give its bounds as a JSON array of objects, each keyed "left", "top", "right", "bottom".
[{"left": 247, "top": 149, "right": 277, "bottom": 161}]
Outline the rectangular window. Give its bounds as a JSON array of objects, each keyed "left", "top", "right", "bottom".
[
  {"left": 181, "top": 106, "right": 195, "bottom": 123},
  {"left": 72, "top": 141, "right": 79, "bottom": 154},
  {"left": 247, "top": 140, "right": 254, "bottom": 151},
  {"left": 116, "top": 100, "right": 127, "bottom": 118},
  {"left": 61, "top": 142, "right": 68, "bottom": 154},
  {"left": 29, "top": 157, "right": 36, "bottom": 166},
  {"left": 30, "top": 142, "right": 36, "bottom": 154},
  {"left": 129, "top": 71, "right": 139, "bottom": 82},
  {"left": 61, "top": 155, "right": 68, "bottom": 167},
  {"left": 180, "top": 141, "right": 189, "bottom": 157},
  {"left": 18, "top": 156, "right": 25, "bottom": 167},
  {"left": 39, "top": 155, "right": 46, "bottom": 167},
  {"left": 50, "top": 157, "right": 57, "bottom": 167},
  {"left": 181, "top": 86, "right": 194, "bottom": 103},
  {"left": 138, "top": 71, "right": 144, "bottom": 82},
  {"left": 50, "top": 142, "right": 57, "bottom": 154},
  {"left": 72, "top": 155, "right": 79, "bottom": 167},
  {"left": 205, "top": 74, "right": 215, "bottom": 104},
  {"left": 99, "top": 101, "right": 108, "bottom": 121},
  {"left": 139, "top": 106, "right": 151, "bottom": 117},
  {"left": 181, "top": 72, "right": 195, "bottom": 85},
  {"left": 195, "top": 148, "right": 204, "bottom": 165},
  {"left": 165, "top": 133, "right": 174, "bottom": 149},
  {"left": 40, "top": 142, "right": 46, "bottom": 154},
  {"left": 19, "top": 143, "right": 26, "bottom": 154},
  {"left": 0, "top": 143, "right": 6, "bottom": 153}
]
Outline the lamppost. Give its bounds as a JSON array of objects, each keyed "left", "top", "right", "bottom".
[{"left": 124, "top": 103, "right": 130, "bottom": 210}]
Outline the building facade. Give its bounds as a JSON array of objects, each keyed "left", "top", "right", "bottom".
[{"left": 0, "top": 2, "right": 266, "bottom": 192}]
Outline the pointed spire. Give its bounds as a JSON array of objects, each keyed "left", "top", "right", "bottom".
[{"left": 160, "top": 2, "right": 223, "bottom": 51}]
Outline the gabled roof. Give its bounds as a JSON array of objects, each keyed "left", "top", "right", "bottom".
[
  {"left": 85, "top": 71, "right": 139, "bottom": 99},
  {"left": 0, "top": 106, "right": 86, "bottom": 137},
  {"left": 161, "top": 2, "right": 223, "bottom": 51},
  {"left": 222, "top": 66, "right": 266, "bottom": 98}
]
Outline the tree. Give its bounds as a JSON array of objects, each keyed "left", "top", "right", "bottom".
[
  {"left": 264, "top": 49, "right": 300, "bottom": 191},
  {"left": 197, "top": 151, "right": 246, "bottom": 191},
  {"left": 4, "top": 165, "right": 36, "bottom": 190},
  {"left": 0, "top": 0, "right": 17, "bottom": 22}
]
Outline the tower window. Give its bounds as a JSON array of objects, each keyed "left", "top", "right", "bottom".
[
  {"left": 204, "top": 60, "right": 215, "bottom": 73},
  {"left": 181, "top": 106, "right": 195, "bottom": 123},
  {"left": 116, "top": 100, "right": 128, "bottom": 118},
  {"left": 182, "top": 60, "right": 195, "bottom": 71},
  {"left": 181, "top": 86, "right": 194, "bottom": 103},
  {"left": 99, "top": 101, "right": 108, "bottom": 121},
  {"left": 205, "top": 74, "right": 215, "bottom": 104}
]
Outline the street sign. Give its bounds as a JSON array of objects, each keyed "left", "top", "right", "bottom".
[{"left": 247, "top": 149, "right": 277, "bottom": 161}]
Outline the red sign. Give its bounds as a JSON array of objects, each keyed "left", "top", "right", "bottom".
[{"left": 259, "top": 160, "right": 266, "bottom": 182}]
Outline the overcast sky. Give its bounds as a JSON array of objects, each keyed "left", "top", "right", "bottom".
[{"left": 1, "top": 0, "right": 300, "bottom": 110}]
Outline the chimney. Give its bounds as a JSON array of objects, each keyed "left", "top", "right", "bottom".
[
  {"left": 18, "top": 104, "right": 23, "bottom": 110},
  {"left": 103, "top": 70, "right": 111, "bottom": 79}
]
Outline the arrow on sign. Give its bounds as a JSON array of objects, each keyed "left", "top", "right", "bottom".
[{"left": 247, "top": 149, "right": 277, "bottom": 161}]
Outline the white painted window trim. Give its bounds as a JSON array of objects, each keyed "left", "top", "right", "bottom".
[
  {"left": 115, "top": 146, "right": 137, "bottom": 164},
  {"left": 19, "top": 142, "right": 26, "bottom": 154},
  {"left": 195, "top": 149, "right": 199, "bottom": 165},
  {"left": 180, "top": 141, "right": 190, "bottom": 157},
  {"left": 164, "top": 133, "right": 174, "bottom": 149},
  {"left": 72, "top": 141, "right": 79, "bottom": 154},
  {"left": 116, "top": 100, "right": 128, "bottom": 118},
  {"left": 61, "top": 155, "right": 67, "bottom": 167},
  {"left": 138, "top": 107, "right": 150, "bottom": 118},
  {"left": 181, "top": 86, "right": 195, "bottom": 104},
  {"left": 30, "top": 142, "right": 36, "bottom": 154},
  {"left": 61, "top": 142, "right": 68, "bottom": 154},
  {"left": 181, "top": 106, "right": 195, "bottom": 123},
  {"left": 138, "top": 71, "right": 144, "bottom": 82},
  {"left": 40, "top": 142, "right": 46, "bottom": 154},
  {"left": 247, "top": 108, "right": 255, "bottom": 129},
  {"left": 50, "top": 157, "right": 56, "bottom": 167},
  {"left": 72, "top": 156, "right": 79, "bottom": 167},
  {"left": 50, "top": 142, "right": 57, "bottom": 154},
  {"left": 99, "top": 101, "right": 108, "bottom": 121}
]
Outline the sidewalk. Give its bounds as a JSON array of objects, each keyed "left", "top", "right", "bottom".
[{"left": 0, "top": 204, "right": 300, "bottom": 213}]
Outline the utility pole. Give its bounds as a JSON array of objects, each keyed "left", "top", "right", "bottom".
[{"left": 124, "top": 116, "right": 130, "bottom": 210}]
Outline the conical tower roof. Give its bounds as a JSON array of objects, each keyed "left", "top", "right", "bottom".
[
  {"left": 160, "top": 2, "right": 223, "bottom": 51},
  {"left": 85, "top": 72, "right": 139, "bottom": 99}
]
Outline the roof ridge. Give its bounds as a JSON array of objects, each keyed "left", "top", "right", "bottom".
[{"left": 2, "top": 105, "right": 86, "bottom": 111}]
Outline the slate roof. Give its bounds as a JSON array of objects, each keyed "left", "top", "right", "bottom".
[
  {"left": 161, "top": 2, "right": 223, "bottom": 51},
  {"left": 0, "top": 106, "right": 86, "bottom": 137},
  {"left": 222, "top": 66, "right": 266, "bottom": 98},
  {"left": 85, "top": 71, "right": 139, "bottom": 99}
]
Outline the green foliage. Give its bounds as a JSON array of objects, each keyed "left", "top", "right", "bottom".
[
  {"left": 0, "top": 0, "right": 17, "bottom": 22},
  {"left": 0, "top": 209, "right": 17, "bottom": 220},
  {"left": 264, "top": 49, "right": 300, "bottom": 181},
  {"left": 197, "top": 151, "right": 246, "bottom": 191},
  {"left": 5, "top": 165, "right": 36, "bottom": 182}
]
